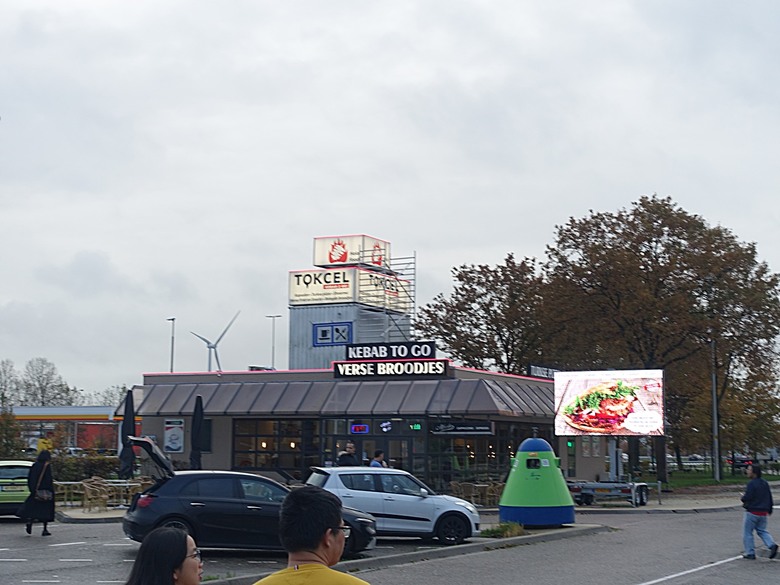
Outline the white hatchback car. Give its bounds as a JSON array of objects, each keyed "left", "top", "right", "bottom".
[{"left": 306, "top": 466, "right": 480, "bottom": 545}]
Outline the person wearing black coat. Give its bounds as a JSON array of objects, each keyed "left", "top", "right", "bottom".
[
  {"left": 336, "top": 441, "right": 361, "bottom": 466},
  {"left": 16, "top": 450, "right": 55, "bottom": 536}
]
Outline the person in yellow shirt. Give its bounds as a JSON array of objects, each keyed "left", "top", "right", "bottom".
[{"left": 253, "top": 486, "right": 369, "bottom": 585}]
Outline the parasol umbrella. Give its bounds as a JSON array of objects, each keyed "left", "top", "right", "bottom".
[
  {"left": 189, "top": 395, "right": 204, "bottom": 470},
  {"left": 118, "top": 389, "right": 136, "bottom": 479}
]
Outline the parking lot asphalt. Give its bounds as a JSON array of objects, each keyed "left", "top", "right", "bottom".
[{"left": 53, "top": 486, "right": 763, "bottom": 585}]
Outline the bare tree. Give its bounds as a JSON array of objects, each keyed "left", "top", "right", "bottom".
[{"left": 20, "top": 357, "right": 81, "bottom": 406}]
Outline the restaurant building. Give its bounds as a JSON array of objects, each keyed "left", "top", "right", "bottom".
[{"left": 128, "top": 235, "right": 604, "bottom": 488}]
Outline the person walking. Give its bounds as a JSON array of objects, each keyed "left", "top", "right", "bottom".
[
  {"left": 16, "top": 449, "right": 55, "bottom": 536},
  {"left": 337, "top": 441, "right": 360, "bottom": 466},
  {"left": 253, "top": 485, "right": 369, "bottom": 585},
  {"left": 741, "top": 463, "right": 778, "bottom": 559},
  {"left": 124, "top": 526, "right": 204, "bottom": 585}
]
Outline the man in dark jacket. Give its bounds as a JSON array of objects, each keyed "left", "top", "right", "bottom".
[
  {"left": 741, "top": 464, "right": 778, "bottom": 559},
  {"left": 336, "top": 441, "right": 360, "bottom": 466}
]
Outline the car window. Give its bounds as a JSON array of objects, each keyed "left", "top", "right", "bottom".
[
  {"left": 0, "top": 465, "right": 30, "bottom": 480},
  {"left": 179, "top": 477, "right": 236, "bottom": 498},
  {"left": 240, "top": 478, "right": 287, "bottom": 503},
  {"left": 305, "top": 471, "right": 328, "bottom": 488},
  {"left": 380, "top": 474, "right": 422, "bottom": 496},
  {"left": 340, "top": 473, "right": 377, "bottom": 492}
]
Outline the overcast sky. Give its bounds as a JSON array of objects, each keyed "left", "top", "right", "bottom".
[{"left": 1, "top": 2, "right": 779, "bottom": 396}]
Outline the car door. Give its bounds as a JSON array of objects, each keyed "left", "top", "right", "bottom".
[
  {"left": 177, "top": 476, "right": 247, "bottom": 547},
  {"left": 378, "top": 473, "right": 436, "bottom": 535},
  {"left": 331, "top": 472, "right": 386, "bottom": 530},
  {"left": 236, "top": 477, "right": 288, "bottom": 548}
]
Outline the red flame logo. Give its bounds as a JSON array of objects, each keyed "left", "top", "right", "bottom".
[
  {"left": 329, "top": 239, "right": 348, "bottom": 263},
  {"left": 371, "top": 243, "right": 384, "bottom": 266}
]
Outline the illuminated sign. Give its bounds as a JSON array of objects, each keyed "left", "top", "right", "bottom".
[
  {"left": 350, "top": 424, "right": 370, "bottom": 434},
  {"left": 431, "top": 421, "right": 493, "bottom": 436},
  {"left": 333, "top": 359, "right": 449, "bottom": 379},
  {"left": 554, "top": 369, "right": 665, "bottom": 437},
  {"left": 346, "top": 341, "right": 436, "bottom": 361},
  {"left": 409, "top": 423, "right": 422, "bottom": 431}
]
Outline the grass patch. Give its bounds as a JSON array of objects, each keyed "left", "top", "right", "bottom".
[
  {"left": 480, "top": 522, "right": 526, "bottom": 538},
  {"left": 634, "top": 469, "right": 780, "bottom": 490}
]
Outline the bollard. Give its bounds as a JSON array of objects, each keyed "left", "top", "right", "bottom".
[{"left": 657, "top": 481, "right": 662, "bottom": 504}]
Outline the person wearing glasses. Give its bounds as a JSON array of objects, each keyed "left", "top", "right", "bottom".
[
  {"left": 124, "top": 526, "right": 203, "bottom": 585},
  {"left": 254, "top": 485, "right": 369, "bottom": 585}
]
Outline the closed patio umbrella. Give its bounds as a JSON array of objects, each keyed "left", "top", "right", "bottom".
[
  {"left": 189, "top": 395, "right": 204, "bottom": 470},
  {"left": 118, "top": 389, "right": 135, "bottom": 479}
]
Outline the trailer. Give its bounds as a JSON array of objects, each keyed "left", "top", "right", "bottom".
[{"left": 568, "top": 480, "right": 650, "bottom": 507}]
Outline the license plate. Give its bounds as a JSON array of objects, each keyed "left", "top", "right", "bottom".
[
  {"left": 595, "top": 488, "right": 611, "bottom": 493},
  {"left": 0, "top": 485, "right": 25, "bottom": 492}
]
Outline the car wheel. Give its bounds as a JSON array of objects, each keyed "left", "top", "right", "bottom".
[
  {"left": 581, "top": 494, "right": 594, "bottom": 506},
  {"left": 436, "top": 514, "right": 469, "bottom": 546},
  {"left": 157, "top": 517, "right": 195, "bottom": 537}
]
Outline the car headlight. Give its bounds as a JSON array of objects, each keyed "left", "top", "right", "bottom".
[{"left": 456, "top": 501, "right": 478, "bottom": 515}]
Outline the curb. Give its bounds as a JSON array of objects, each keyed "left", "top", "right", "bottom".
[
  {"left": 211, "top": 524, "right": 611, "bottom": 585},
  {"left": 55, "top": 511, "right": 124, "bottom": 524}
]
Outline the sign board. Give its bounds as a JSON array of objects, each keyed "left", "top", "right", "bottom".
[
  {"left": 289, "top": 268, "right": 411, "bottom": 313},
  {"left": 314, "top": 235, "right": 391, "bottom": 268},
  {"left": 164, "top": 418, "right": 185, "bottom": 453},
  {"left": 527, "top": 364, "right": 560, "bottom": 379},
  {"left": 554, "top": 369, "right": 664, "bottom": 437},
  {"left": 430, "top": 421, "right": 494, "bottom": 435},
  {"left": 346, "top": 341, "right": 436, "bottom": 360},
  {"left": 333, "top": 358, "right": 449, "bottom": 379},
  {"left": 313, "top": 322, "right": 353, "bottom": 347},
  {"left": 289, "top": 269, "right": 356, "bottom": 305}
]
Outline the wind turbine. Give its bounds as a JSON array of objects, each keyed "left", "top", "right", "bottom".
[{"left": 191, "top": 310, "right": 240, "bottom": 372}]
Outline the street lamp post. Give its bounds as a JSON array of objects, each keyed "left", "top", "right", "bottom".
[
  {"left": 266, "top": 314, "right": 282, "bottom": 370},
  {"left": 167, "top": 317, "right": 176, "bottom": 373},
  {"left": 711, "top": 333, "right": 720, "bottom": 482}
]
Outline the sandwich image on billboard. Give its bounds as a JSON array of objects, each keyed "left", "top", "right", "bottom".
[{"left": 554, "top": 369, "right": 664, "bottom": 436}]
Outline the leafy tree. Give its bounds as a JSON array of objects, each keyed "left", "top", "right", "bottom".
[
  {"left": 415, "top": 254, "right": 545, "bottom": 373},
  {"left": 0, "top": 411, "right": 25, "bottom": 458},
  {"left": 20, "top": 357, "right": 81, "bottom": 406},
  {"left": 542, "top": 196, "right": 780, "bottom": 480}
]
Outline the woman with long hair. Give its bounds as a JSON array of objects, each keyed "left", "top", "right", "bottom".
[
  {"left": 124, "top": 527, "right": 203, "bottom": 585},
  {"left": 16, "top": 449, "right": 55, "bottom": 536}
]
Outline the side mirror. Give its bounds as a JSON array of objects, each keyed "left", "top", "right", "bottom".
[{"left": 419, "top": 488, "right": 429, "bottom": 497}]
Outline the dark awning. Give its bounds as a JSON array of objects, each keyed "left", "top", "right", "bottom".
[{"left": 130, "top": 377, "right": 554, "bottom": 419}]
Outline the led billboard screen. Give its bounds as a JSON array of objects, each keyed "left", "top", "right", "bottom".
[{"left": 554, "top": 369, "right": 664, "bottom": 436}]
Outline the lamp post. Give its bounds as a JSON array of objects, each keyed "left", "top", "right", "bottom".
[
  {"left": 167, "top": 317, "right": 176, "bottom": 373},
  {"left": 266, "top": 314, "right": 282, "bottom": 369},
  {"left": 711, "top": 332, "right": 720, "bottom": 482}
]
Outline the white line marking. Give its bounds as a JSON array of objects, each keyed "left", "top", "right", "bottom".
[
  {"left": 22, "top": 581, "right": 61, "bottom": 583},
  {"left": 0, "top": 559, "right": 27, "bottom": 561},
  {"left": 633, "top": 556, "right": 742, "bottom": 585},
  {"left": 102, "top": 543, "right": 134, "bottom": 547},
  {"left": 48, "top": 542, "right": 86, "bottom": 547},
  {"left": 247, "top": 560, "right": 278, "bottom": 564},
  {"left": 59, "top": 559, "right": 92, "bottom": 562}
]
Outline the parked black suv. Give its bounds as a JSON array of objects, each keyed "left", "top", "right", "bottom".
[{"left": 123, "top": 436, "right": 376, "bottom": 555}]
